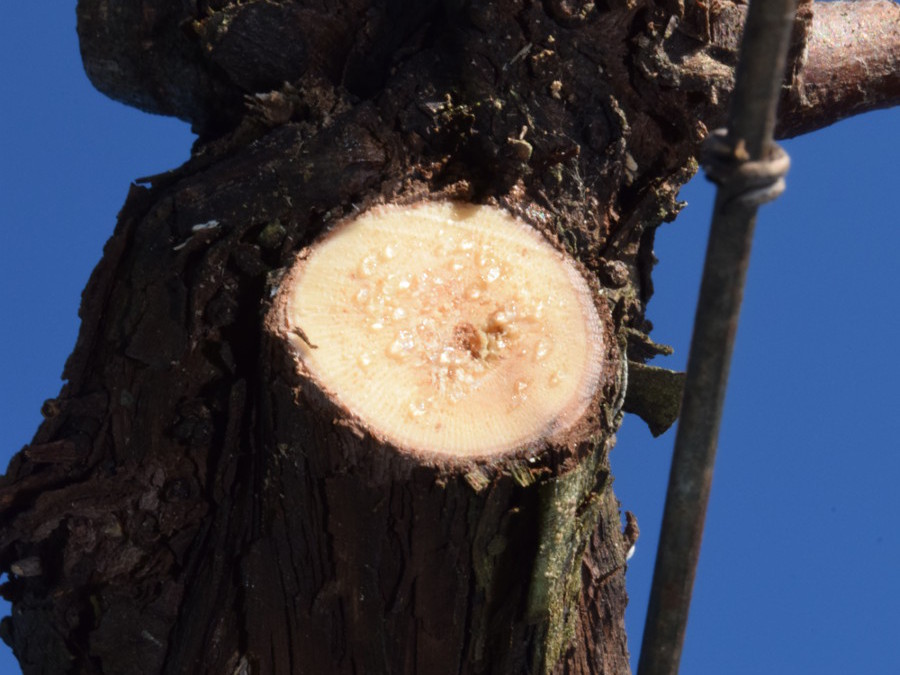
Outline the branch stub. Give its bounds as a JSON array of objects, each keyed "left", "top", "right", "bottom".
[{"left": 276, "top": 201, "right": 608, "bottom": 458}]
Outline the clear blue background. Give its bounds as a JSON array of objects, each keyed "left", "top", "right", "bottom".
[{"left": 2, "top": 4, "right": 898, "bottom": 673}]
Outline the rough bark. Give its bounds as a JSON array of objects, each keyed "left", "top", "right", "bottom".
[{"left": 2, "top": 1, "right": 897, "bottom": 673}]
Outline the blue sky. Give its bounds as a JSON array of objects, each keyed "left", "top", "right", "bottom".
[{"left": 2, "top": 4, "right": 898, "bottom": 673}]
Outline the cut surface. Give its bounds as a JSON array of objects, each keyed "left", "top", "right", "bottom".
[{"left": 285, "top": 201, "right": 606, "bottom": 457}]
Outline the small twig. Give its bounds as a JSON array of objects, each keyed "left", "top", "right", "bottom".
[{"left": 637, "top": 0, "right": 800, "bottom": 673}]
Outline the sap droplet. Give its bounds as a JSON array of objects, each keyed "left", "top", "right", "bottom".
[
  {"left": 487, "top": 310, "right": 510, "bottom": 333},
  {"left": 375, "top": 287, "right": 391, "bottom": 306},
  {"left": 387, "top": 331, "right": 415, "bottom": 359},
  {"left": 409, "top": 401, "right": 427, "bottom": 418},
  {"left": 359, "top": 255, "right": 377, "bottom": 276},
  {"left": 485, "top": 267, "right": 501, "bottom": 283},
  {"left": 358, "top": 353, "right": 373, "bottom": 369},
  {"left": 535, "top": 340, "right": 551, "bottom": 361},
  {"left": 510, "top": 380, "right": 529, "bottom": 408},
  {"left": 549, "top": 371, "right": 562, "bottom": 387}
]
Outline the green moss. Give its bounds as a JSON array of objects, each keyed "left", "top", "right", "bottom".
[
  {"left": 464, "top": 467, "right": 491, "bottom": 492},
  {"left": 258, "top": 219, "right": 286, "bottom": 249},
  {"left": 526, "top": 439, "right": 611, "bottom": 673},
  {"left": 510, "top": 461, "right": 537, "bottom": 487}
]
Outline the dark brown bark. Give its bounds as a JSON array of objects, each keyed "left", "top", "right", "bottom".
[
  {"left": 76, "top": 0, "right": 900, "bottom": 139},
  {"left": 1, "top": 1, "right": 896, "bottom": 673}
]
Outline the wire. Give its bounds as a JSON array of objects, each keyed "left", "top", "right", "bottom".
[{"left": 636, "top": 0, "right": 800, "bottom": 672}]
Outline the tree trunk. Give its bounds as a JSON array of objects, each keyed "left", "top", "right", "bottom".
[{"left": 2, "top": 1, "right": 898, "bottom": 673}]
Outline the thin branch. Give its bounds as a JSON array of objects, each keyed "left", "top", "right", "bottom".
[{"left": 779, "top": 0, "right": 900, "bottom": 136}]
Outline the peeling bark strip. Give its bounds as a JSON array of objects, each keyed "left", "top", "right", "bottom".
[{"left": 1, "top": 0, "right": 898, "bottom": 673}]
